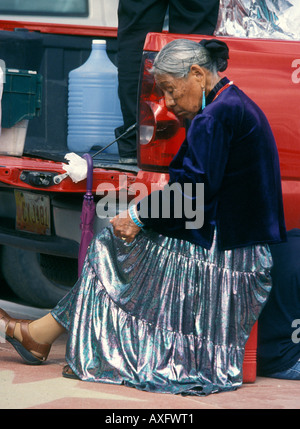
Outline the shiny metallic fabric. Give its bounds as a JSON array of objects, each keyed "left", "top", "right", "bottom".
[
  {"left": 52, "top": 226, "right": 272, "bottom": 396},
  {"left": 215, "top": 0, "right": 300, "bottom": 40}
]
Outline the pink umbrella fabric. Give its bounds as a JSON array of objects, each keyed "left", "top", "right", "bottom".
[{"left": 78, "top": 153, "right": 95, "bottom": 276}]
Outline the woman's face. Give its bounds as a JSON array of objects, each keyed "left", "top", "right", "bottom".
[{"left": 155, "top": 66, "right": 204, "bottom": 120}]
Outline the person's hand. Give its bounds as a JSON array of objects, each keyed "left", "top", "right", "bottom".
[{"left": 110, "top": 210, "right": 141, "bottom": 243}]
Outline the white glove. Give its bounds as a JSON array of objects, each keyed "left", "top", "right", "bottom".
[{"left": 62, "top": 152, "right": 88, "bottom": 183}]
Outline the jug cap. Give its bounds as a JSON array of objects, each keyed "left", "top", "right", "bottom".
[{"left": 92, "top": 40, "right": 106, "bottom": 45}]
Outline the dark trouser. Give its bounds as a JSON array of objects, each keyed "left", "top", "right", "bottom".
[{"left": 116, "top": 0, "right": 220, "bottom": 159}]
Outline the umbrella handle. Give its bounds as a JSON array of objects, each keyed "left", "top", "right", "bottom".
[{"left": 82, "top": 153, "right": 93, "bottom": 194}]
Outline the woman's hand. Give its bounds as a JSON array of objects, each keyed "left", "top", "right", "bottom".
[{"left": 110, "top": 210, "right": 141, "bottom": 243}]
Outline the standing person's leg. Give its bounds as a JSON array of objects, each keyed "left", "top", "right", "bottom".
[
  {"left": 263, "top": 360, "right": 300, "bottom": 380},
  {"left": 169, "top": 0, "right": 220, "bottom": 35},
  {"left": 116, "top": 0, "right": 168, "bottom": 161}
]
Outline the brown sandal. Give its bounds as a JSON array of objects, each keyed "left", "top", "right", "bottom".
[
  {"left": 62, "top": 364, "right": 79, "bottom": 380},
  {"left": 0, "top": 308, "right": 51, "bottom": 365}
]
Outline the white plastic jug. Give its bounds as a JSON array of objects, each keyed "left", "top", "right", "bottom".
[{"left": 67, "top": 40, "right": 123, "bottom": 154}]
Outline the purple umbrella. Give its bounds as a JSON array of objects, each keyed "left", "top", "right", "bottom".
[
  {"left": 78, "top": 153, "right": 95, "bottom": 276},
  {"left": 76, "top": 124, "right": 137, "bottom": 276}
]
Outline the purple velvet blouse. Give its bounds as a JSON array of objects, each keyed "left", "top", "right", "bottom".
[{"left": 138, "top": 77, "right": 287, "bottom": 250}]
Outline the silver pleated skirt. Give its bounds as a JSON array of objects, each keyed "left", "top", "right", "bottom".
[{"left": 51, "top": 226, "right": 272, "bottom": 396}]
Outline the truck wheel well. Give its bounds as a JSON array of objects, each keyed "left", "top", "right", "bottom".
[{"left": 1, "top": 245, "right": 77, "bottom": 308}]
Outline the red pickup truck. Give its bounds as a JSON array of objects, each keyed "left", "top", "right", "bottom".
[{"left": 0, "top": 2, "right": 299, "bottom": 310}]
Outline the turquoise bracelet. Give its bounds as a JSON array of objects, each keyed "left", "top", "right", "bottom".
[{"left": 129, "top": 204, "right": 144, "bottom": 228}]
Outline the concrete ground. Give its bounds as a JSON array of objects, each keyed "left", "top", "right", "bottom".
[{"left": 0, "top": 299, "right": 299, "bottom": 410}]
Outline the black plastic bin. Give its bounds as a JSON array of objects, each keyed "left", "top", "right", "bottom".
[{"left": 1, "top": 68, "right": 42, "bottom": 128}]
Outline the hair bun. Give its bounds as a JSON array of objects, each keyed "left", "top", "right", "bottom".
[{"left": 199, "top": 39, "right": 229, "bottom": 72}]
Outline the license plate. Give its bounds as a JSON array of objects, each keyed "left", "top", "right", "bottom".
[{"left": 15, "top": 190, "right": 51, "bottom": 235}]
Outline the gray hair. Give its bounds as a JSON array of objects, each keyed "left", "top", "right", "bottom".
[{"left": 152, "top": 39, "right": 227, "bottom": 78}]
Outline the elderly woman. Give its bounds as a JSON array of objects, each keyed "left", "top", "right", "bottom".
[{"left": 0, "top": 39, "right": 286, "bottom": 396}]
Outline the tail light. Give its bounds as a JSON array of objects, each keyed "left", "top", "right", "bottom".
[{"left": 137, "top": 53, "right": 186, "bottom": 172}]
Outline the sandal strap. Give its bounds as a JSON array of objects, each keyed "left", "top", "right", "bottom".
[
  {"left": 1, "top": 309, "right": 27, "bottom": 338},
  {"left": 4, "top": 316, "right": 25, "bottom": 338},
  {"left": 20, "top": 322, "right": 51, "bottom": 360}
]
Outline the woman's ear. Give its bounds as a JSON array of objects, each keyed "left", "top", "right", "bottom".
[
  {"left": 190, "top": 65, "right": 206, "bottom": 83},
  {"left": 190, "top": 64, "right": 204, "bottom": 76}
]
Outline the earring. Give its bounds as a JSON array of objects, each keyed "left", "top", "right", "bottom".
[{"left": 202, "top": 88, "right": 206, "bottom": 110}]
